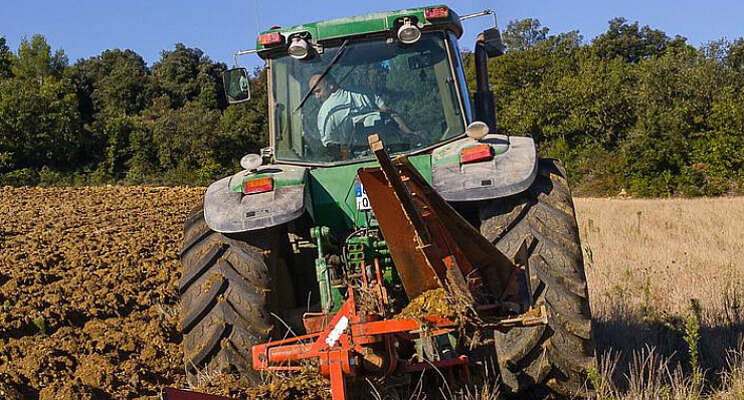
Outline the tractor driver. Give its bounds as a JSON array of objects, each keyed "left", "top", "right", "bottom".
[{"left": 308, "top": 73, "right": 420, "bottom": 153}]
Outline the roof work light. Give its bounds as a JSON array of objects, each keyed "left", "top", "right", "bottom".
[
  {"left": 288, "top": 36, "right": 310, "bottom": 59},
  {"left": 397, "top": 18, "right": 421, "bottom": 44}
]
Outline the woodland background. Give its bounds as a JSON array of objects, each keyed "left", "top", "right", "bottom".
[{"left": 1, "top": 18, "right": 743, "bottom": 196}]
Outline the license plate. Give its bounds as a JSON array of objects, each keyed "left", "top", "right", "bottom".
[{"left": 355, "top": 179, "right": 371, "bottom": 210}]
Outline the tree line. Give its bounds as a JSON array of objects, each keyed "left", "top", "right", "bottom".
[
  {"left": 471, "top": 18, "right": 744, "bottom": 196},
  {"left": 1, "top": 17, "right": 743, "bottom": 196},
  {"left": 0, "top": 35, "right": 267, "bottom": 186}
]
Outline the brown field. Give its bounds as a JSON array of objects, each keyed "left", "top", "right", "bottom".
[{"left": 0, "top": 187, "right": 743, "bottom": 399}]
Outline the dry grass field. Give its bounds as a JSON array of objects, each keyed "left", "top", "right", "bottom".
[
  {"left": 575, "top": 197, "right": 744, "bottom": 399},
  {"left": 0, "top": 187, "right": 743, "bottom": 399}
]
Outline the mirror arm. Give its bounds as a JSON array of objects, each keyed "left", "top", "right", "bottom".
[{"left": 232, "top": 49, "right": 259, "bottom": 68}]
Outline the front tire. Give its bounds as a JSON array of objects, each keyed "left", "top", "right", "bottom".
[
  {"left": 178, "top": 205, "right": 293, "bottom": 385},
  {"left": 479, "top": 159, "right": 596, "bottom": 397}
]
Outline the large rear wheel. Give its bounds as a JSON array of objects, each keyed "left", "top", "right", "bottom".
[
  {"left": 178, "top": 205, "right": 295, "bottom": 385},
  {"left": 478, "top": 159, "right": 596, "bottom": 397}
]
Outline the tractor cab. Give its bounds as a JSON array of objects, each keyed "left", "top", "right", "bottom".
[
  {"left": 225, "top": 6, "right": 479, "bottom": 165},
  {"left": 210, "top": 6, "right": 525, "bottom": 237}
]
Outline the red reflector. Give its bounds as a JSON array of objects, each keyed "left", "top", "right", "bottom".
[
  {"left": 243, "top": 177, "right": 274, "bottom": 194},
  {"left": 259, "top": 32, "right": 283, "bottom": 46},
  {"left": 425, "top": 7, "right": 449, "bottom": 19},
  {"left": 460, "top": 144, "right": 494, "bottom": 164}
]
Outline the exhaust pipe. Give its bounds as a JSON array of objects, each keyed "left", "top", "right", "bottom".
[
  {"left": 473, "top": 27, "right": 504, "bottom": 134},
  {"left": 473, "top": 34, "right": 496, "bottom": 133}
]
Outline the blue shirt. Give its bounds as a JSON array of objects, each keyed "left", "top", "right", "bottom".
[{"left": 317, "top": 88, "right": 385, "bottom": 146}]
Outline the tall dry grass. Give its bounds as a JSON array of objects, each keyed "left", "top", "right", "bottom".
[{"left": 574, "top": 197, "right": 744, "bottom": 399}]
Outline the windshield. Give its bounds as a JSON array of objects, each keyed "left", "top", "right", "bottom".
[{"left": 271, "top": 32, "right": 467, "bottom": 164}]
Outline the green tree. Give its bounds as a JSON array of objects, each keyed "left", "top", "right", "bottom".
[
  {"left": 0, "top": 78, "right": 82, "bottom": 171},
  {"left": 150, "top": 43, "right": 226, "bottom": 110},
  {"left": 11, "top": 34, "right": 67, "bottom": 85},
  {"left": 502, "top": 18, "right": 549, "bottom": 51},
  {"left": 0, "top": 34, "right": 81, "bottom": 173},
  {"left": 592, "top": 18, "right": 681, "bottom": 62},
  {"left": 621, "top": 49, "right": 726, "bottom": 196},
  {"left": 727, "top": 38, "right": 744, "bottom": 71},
  {"left": 552, "top": 31, "right": 584, "bottom": 49},
  {"left": 85, "top": 49, "right": 150, "bottom": 115},
  {"left": 0, "top": 36, "right": 13, "bottom": 79},
  {"left": 687, "top": 86, "right": 744, "bottom": 194},
  {"left": 67, "top": 49, "right": 151, "bottom": 176},
  {"left": 151, "top": 100, "right": 222, "bottom": 182}
]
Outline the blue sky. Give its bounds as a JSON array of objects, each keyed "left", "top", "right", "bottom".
[{"left": 2, "top": 1, "right": 742, "bottom": 69}]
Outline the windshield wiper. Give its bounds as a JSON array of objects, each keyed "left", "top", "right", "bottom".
[{"left": 294, "top": 39, "right": 350, "bottom": 112}]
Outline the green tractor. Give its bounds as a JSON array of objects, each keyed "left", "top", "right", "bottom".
[{"left": 178, "top": 5, "right": 595, "bottom": 398}]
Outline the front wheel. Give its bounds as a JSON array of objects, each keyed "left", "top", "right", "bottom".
[{"left": 479, "top": 159, "right": 596, "bottom": 397}]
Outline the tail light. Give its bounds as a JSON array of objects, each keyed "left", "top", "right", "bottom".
[
  {"left": 460, "top": 144, "right": 494, "bottom": 164},
  {"left": 425, "top": 7, "right": 449, "bottom": 20},
  {"left": 259, "top": 32, "right": 284, "bottom": 46},
  {"left": 243, "top": 177, "right": 274, "bottom": 194}
]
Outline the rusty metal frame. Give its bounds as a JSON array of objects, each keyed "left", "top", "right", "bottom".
[{"left": 357, "top": 134, "right": 519, "bottom": 300}]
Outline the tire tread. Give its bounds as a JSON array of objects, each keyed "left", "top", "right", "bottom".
[
  {"left": 179, "top": 205, "right": 282, "bottom": 384},
  {"left": 480, "top": 159, "right": 596, "bottom": 397}
]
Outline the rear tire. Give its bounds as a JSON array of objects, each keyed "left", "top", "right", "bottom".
[
  {"left": 179, "top": 205, "right": 294, "bottom": 385},
  {"left": 478, "top": 159, "right": 596, "bottom": 397}
]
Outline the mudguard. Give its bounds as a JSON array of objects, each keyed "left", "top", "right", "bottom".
[
  {"left": 204, "top": 165, "right": 309, "bottom": 233},
  {"left": 431, "top": 134, "right": 537, "bottom": 202}
]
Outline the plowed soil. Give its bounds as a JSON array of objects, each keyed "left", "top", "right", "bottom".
[
  {"left": 5, "top": 186, "right": 741, "bottom": 400},
  {"left": 0, "top": 186, "right": 203, "bottom": 399}
]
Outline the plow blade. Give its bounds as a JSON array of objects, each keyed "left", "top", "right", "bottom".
[{"left": 357, "top": 134, "right": 517, "bottom": 300}]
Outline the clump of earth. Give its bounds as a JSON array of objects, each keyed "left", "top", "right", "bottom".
[{"left": 397, "top": 288, "right": 453, "bottom": 320}]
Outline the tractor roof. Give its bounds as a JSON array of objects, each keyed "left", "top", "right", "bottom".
[{"left": 255, "top": 5, "right": 462, "bottom": 57}]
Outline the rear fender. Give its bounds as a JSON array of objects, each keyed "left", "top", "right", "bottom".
[
  {"left": 204, "top": 164, "right": 309, "bottom": 233},
  {"left": 431, "top": 134, "right": 537, "bottom": 202}
]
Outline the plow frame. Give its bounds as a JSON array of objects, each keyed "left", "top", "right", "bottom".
[
  {"left": 252, "top": 289, "right": 466, "bottom": 400},
  {"left": 248, "top": 134, "right": 541, "bottom": 400}
]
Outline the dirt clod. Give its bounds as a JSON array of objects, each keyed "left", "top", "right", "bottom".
[
  {"left": 397, "top": 288, "right": 453, "bottom": 320},
  {"left": 0, "top": 377, "right": 23, "bottom": 400}
]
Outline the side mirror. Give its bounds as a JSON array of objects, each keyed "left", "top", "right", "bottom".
[
  {"left": 222, "top": 67, "right": 251, "bottom": 104},
  {"left": 481, "top": 27, "right": 505, "bottom": 57}
]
